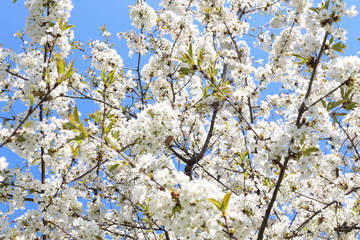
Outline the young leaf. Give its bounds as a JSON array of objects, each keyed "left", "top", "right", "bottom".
[
  {"left": 105, "top": 120, "right": 115, "bottom": 135},
  {"left": 223, "top": 192, "right": 232, "bottom": 211},
  {"left": 188, "top": 42, "right": 193, "bottom": 59},
  {"left": 179, "top": 52, "right": 192, "bottom": 64},
  {"left": 67, "top": 58, "right": 75, "bottom": 72},
  {"left": 68, "top": 113, "right": 77, "bottom": 126},
  {"left": 300, "top": 134, "right": 306, "bottom": 145},
  {"left": 197, "top": 48, "right": 204, "bottom": 66},
  {"left": 16, "top": 135, "right": 27, "bottom": 143},
  {"left": 179, "top": 67, "right": 194, "bottom": 78},
  {"left": 64, "top": 70, "right": 75, "bottom": 80},
  {"left": 303, "top": 147, "right": 320, "bottom": 156},
  {"left": 324, "top": 0, "right": 330, "bottom": 10},
  {"left": 56, "top": 55, "right": 65, "bottom": 74},
  {"left": 208, "top": 198, "right": 222, "bottom": 211},
  {"left": 332, "top": 42, "right": 347, "bottom": 53},
  {"left": 63, "top": 122, "right": 77, "bottom": 130},
  {"left": 309, "top": 7, "right": 319, "bottom": 13},
  {"left": 147, "top": 109, "right": 155, "bottom": 118},
  {"left": 170, "top": 205, "right": 182, "bottom": 218},
  {"left": 292, "top": 53, "right": 305, "bottom": 60},
  {"left": 109, "top": 164, "right": 119, "bottom": 172},
  {"left": 107, "top": 70, "right": 116, "bottom": 81},
  {"left": 29, "top": 94, "right": 34, "bottom": 106},
  {"left": 73, "top": 106, "right": 80, "bottom": 124},
  {"left": 329, "top": 100, "right": 344, "bottom": 110}
]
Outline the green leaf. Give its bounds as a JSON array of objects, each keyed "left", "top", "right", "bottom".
[
  {"left": 112, "top": 130, "right": 120, "bottom": 140},
  {"left": 332, "top": 42, "right": 347, "bottom": 53},
  {"left": 333, "top": 112, "right": 347, "bottom": 117},
  {"left": 309, "top": 7, "right": 319, "bottom": 13},
  {"left": 179, "top": 67, "right": 195, "bottom": 78},
  {"left": 332, "top": 115, "right": 338, "bottom": 125},
  {"left": 78, "top": 123, "right": 88, "bottom": 136},
  {"left": 188, "top": 42, "right": 193, "bottom": 59},
  {"left": 75, "top": 135, "right": 86, "bottom": 141},
  {"left": 63, "top": 24, "right": 75, "bottom": 31},
  {"left": 240, "top": 150, "right": 249, "bottom": 161},
  {"left": 29, "top": 94, "right": 34, "bottom": 106},
  {"left": 63, "top": 70, "right": 75, "bottom": 80},
  {"left": 172, "top": 56, "right": 186, "bottom": 63},
  {"left": 96, "top": 89, "right": 105, "bottom": 97},
  {"left": 324, "top": 0, "right": 330, "bottom": 10},
  {"left": 67, "top": 134, "right": 86, "bottom": 143},
  {"left": 300, "top": 134, "right": 306, "bottom": 145},
  {"left": 56, "top": 55, "right": 65, "bottom": 74},
  {"left": 107, "top": 70, "right": 115, "bottom": 81},
  {"left": 321, "top": 100, "right": 326, "bottom": 109},
  {"left": 147, "top": 109, "right": 155, "bottom": 118},
  {"left": 201, "top": 83, "right": 211, "bottom": 98},
  {"left": 292, "top": 53, "right": 305, "bottom": 59},
  {"left": 68, "top": 113, "right": 77, "bottom": 126},
  {"left": 67, "top": 58, "right": 75, "bottom": 72},
  {"left": 179, "top": 52, "right": 192, "bottom": 64},
  {"left": 45, "top": 70, "right": 51, "bottom": 86},
  {"left": 138, "top": 202, "right": 146, "bottom": 211},
  {"left": 73, "top": 106, "right": 80, "bottom": 124},
  {"left": 100, "top": 70, "right": 106, "bottom": 82},
  {"left": 197, "top": 48, "right": 204, "bottom": 66},
  {"left": 208, "top": 198, "right": 222, "bottom": 210},
  {"left": 223, "top": 192, "right": 232, "bottom": 211},
  {"left": 63, "top": 122, "right": 77, "bottom": 130},
  {"left": 303, "top": 147, "right": 320, "bottom": 156},
  {"left": 105, "top": 120, "right": 115, "bottom": 134},
  {"left": 16, "top": 135, "right": 26, "bottom": 142},
  {"left": 329, "top": 100, "right": 344, "bottom": 110},
  {"left": 109, "top": 164, "right": 119, "bottom": 172},
  {"left": 24, "top": 121, "right": 32, "bottom": 129},
  {"left": 170, "top": 205, "right": 182, "bottom": 218},
  {"left": 344, "top": 102, "right": 357, "bottom": 111}
]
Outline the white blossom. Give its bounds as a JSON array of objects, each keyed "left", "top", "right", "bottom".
[
  {"left": 1, "top": 0, "right": 360, "bottom": 239},
  {"left": 129, "top": 2, "right": 157, "bottom": 31}
]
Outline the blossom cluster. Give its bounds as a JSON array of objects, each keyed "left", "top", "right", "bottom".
[{"left": 1, "top": 0, "right": 360, "bottom": 239}]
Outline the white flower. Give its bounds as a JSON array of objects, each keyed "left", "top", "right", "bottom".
[
  {"left": 90, "top": 40, "right": 123, "bottom": 72},
  {"left": 102, "top": 31, "right": 111, "bottom": 38},
  {"left": 270, "top": 15, "right": 285, "bottom": 29},
  {"left": 0, "top": 156, "right": 8, "bottom": 170},
  {"left": 129, "top": 2, "right": 157, "bottom": 31},
  {"left": 346, "top": 5, "right": 358, "bottom": 18}
]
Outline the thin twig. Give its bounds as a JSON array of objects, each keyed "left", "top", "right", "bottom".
[{"left": 257, "top": 30, "right": 329, "bottom": 240}]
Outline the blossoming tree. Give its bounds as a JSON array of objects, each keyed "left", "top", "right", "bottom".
[{"left": 1, "top": 0, "right": 360, "bottom": 239}]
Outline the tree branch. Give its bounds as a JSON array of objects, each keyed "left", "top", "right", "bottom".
[{"left": 257, "top": 31, "right": 329, "bottom": 240}]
